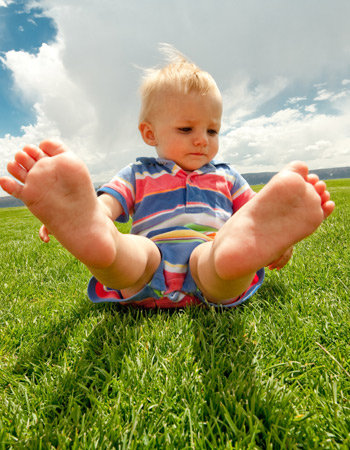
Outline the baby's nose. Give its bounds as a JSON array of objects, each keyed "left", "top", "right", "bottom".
[{"left": 193, "top": 132, "right": 208, "bottom": 147}]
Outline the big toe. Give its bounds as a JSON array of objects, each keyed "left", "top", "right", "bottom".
[
  {"left": 39, "top": 140, "right": 68, "bottom": 157},
  {"left": 285, "top": 161, "right": 309, "bottom": 180}
]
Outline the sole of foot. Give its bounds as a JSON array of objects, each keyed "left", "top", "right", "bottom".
[{"left": 214, "top": 161, "right": 334, "bottom": 279}]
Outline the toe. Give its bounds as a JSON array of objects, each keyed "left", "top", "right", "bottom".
[
  {"left": 307, "top": 173, "right": 319, "bottom": 185},
  {"left": 314, "top": 180, "right": 326, "bottom": 195},
  {"left": 39, "top": 140, "right": 68, "bottom": 156},
  {"left": 322, "top": 200, "right": 335, "bottom": 218},
  {"left": 15, "top": 150, "right": 36, "bottom": 172},
  {"left": 23, "top": 145, "right": 47, "bottom": 161},
  {"left": 287, "top": 161, "right": 309, "bottom": 180},
  {"left": 0, "top": 176, "right": 23, "bottom": 199},
  {"left": 321, "top": 190, "right": 330, "bottom": 204},
  {"left": 7, "top": 161, "right": 27, "bottom": 183}
]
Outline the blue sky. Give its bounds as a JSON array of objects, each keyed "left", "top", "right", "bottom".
[
  {"left": 0, "top": 0, "right": 56, "bottom": 135},
  {"left": 1, "top": 0, "right": 350, "bottom": 188}
]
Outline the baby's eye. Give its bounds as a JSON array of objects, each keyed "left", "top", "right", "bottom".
[
  {"left": 178, "top": 127, "right": 192, "bottom": 133},
  {"left": 208, "top": 129, "right": 218, "bottom": 136}
]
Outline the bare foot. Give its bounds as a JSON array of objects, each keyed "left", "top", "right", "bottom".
[
  {"left": 0, "top": 141, "right": 117, "bottom": 268},
  {"left": 213, "top": 161, "right": 335, "bottom": 279}
]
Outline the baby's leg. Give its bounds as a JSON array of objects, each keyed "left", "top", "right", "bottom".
[
  {"left": 190, "top": 161, "right": 335, "bottom": 303},
  {"left": 0, "top": 141, "right": 160, "bottom": 292}
]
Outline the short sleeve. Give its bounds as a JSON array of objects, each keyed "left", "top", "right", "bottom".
[
  {"left": 228, "top": 166, "right": 256, "bottom": 212},
  {"left": 98, "top": 164, "right": 136, "bottom": 223}
]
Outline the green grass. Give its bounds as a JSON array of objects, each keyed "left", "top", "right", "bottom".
[{"left": 0, "top": 180, "right": 349, "bottom": 449}]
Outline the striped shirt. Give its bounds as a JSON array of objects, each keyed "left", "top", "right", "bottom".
[{"left": 98, "top": 157, "right": 255, "bottom": 236}]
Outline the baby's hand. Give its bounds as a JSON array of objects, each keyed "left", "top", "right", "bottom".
[
  {"left": 268, "top": 246, "right": 293, "bottom": 270},
  {"left": 39, "top": 224, "right": 51, "bottom": 243}
]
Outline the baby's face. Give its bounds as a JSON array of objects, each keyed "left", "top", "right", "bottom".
[{"left": 149, "top": 89, "right": 222, "bottom": 171}]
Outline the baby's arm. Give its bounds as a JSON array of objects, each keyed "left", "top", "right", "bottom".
[
  {"left": 39, "top": 193, "right": 124, "bottom": 243},
  {"left": 97, "top": 193, "right": 124, "bottom": 220}
]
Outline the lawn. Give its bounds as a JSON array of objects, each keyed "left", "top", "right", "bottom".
[{"left": 0, "top": 180, "right": 349, "bottom": 449}]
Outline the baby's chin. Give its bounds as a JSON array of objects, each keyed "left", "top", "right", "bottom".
[
  {"left": 156, "top": 151, "right": 213, "bottom": 171},
  {"left": 177, "top": 162, "right": 205, "bottom": 172},
  {"left": 179, "top": 158, "right": 212, "bottom": 172}
]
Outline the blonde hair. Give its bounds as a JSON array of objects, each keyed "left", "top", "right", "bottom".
[{"left": 139, "top": 44, "right": 221, "bottom": 123}]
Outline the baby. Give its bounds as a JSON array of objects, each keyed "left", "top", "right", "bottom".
[{"left": 0, "top": 48, "right": 334, "bottom": 308}]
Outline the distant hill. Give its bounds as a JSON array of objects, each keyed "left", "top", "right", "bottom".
[
  {"left": 0, "top": 182, "right": 102, "bottom": 209},
  {"left": 1, "top": 166, "right": 349, "bottom": 208},
  {"left": 0, "top": 197, "right": 25, "bottom": 208},
  {"left": 242, "top": 166, "right": 350, "bottom": 185}
]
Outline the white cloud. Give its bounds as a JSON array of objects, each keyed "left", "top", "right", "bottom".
[
  {"left": 305, "top": 104, "right": 316, "bottom": 113},
  {"left": 28, "top": 18, "right": 37, "bottom": 26},
  {"left": 222, "top": 77, "right": 288, "bottom": 128},
  {"left": 0, "top": 38, "right": 112, "bottom": 182},
  {"left": 220, "top": 96, "right": 350, "bottom": 173},
  {"left": 1, "top": 40, "right": 93, "bottom": 126},
  {"left": 314, "top": 89, "right": 334, "bottom": 101},
  {"left": 0, "top": 0, "right": 13, "bottom": 7},
  {"left": 287, "top": 97, "right": 307, "bottom": 105},
  {"left": 332, "top": 90, "right": 350, "bottom": 101},
  {"left": 314, "top": 87, "right": 350, "bottom": 103},
  {"left": 305, "top": 140, "right": 332, "bottom": 153}
]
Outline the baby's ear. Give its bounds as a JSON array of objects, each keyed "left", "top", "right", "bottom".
[{"left": 139, "top": 121, "right": 157, "bottom": 146}]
